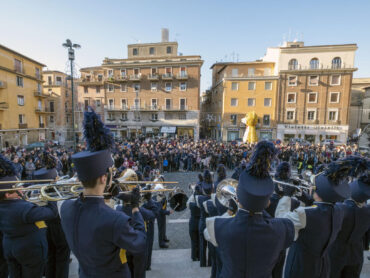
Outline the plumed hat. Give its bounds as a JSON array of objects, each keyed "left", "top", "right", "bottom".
[
  {"left": 274, "top": 162, "right": 291, "bottom": 195},
  {"left": 237, "top": 141, "right": 277, "bottom": 212},
  {"left": 0, "top": 155, "right": 19, "bottom": 189},
  {"left": 34, "top": 151, "right": 58, "bottom": 180},
  {"left": 72, "top": 109, "right": 114, "bottom": 182},
  {"left": 348, "top": 157, "right": 370, "bottom": 203}
]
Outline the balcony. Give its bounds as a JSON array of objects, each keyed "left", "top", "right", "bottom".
[
  {"left": 0, "top": 81, "right": 7, "bottom": 89},
  {"left": 34, "top": 91, "right": 49, "bottom": 98},
  {"left": 19, "top": 123, "right": 28, "bottom": 129},
  {"left": 79, "top": 78, "right": 104, "bottom": 85},
  {"left": 35, "top": 107, "right": 55, "bottom": 114},
  {"left": 148, "top": 74, "right": 159, "bottom": 80},
  {"left": 116, "top": 75, "right": 128, "bottom": 82},
  {"left": 177, "top": 72, "right": 188, "bottom": 80},
  {"left": 130, "top": 105, "right": 143, "bottom": 110},
  {"left": 162, "top": 73, "right": 173, "bottom": 80},
  {"left": 161, "top": 105, "right": 189, "bottom": 111},
  {"left": 130, "top": 74, "right": 142, "bottom": 81},
  {"left": 147, "top": 105, "right": 159, "bottom": 111},
  {"left": 107, "top": 106, "right": 129, "bottom": 112},
  {"left": 39, "top": 123, "right": 45, "bottom": 128},
  {"left": 0, "top": 102, "right": 9, "bottom": 110}
]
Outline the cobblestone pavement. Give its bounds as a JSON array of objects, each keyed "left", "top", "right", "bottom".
[{"left": 69, "top": 170, "right": 370, "bottom": 277}]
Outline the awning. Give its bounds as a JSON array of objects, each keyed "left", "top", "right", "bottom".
[{"left": 161, "top": 126, "right": 176, "bottom": 133}]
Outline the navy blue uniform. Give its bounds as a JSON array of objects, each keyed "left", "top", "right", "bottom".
[
  {"left": 276, "top": 197, "right": 344, "bottom": 278},
  {"left": 330, "top": 200, "right": 370, "bottom": 278},
  {"left": 205, "top": 208, "right": 294, "bottom": 277},
  {"left": 0, "top": 232, "right": 8, "bottom": 278},
  {"left": 60, "top": 196, "right": 146, "bottom": 278},
  {"left": 0, "top": 199, "right": 58, "bottom": 278},
  {"left": 196, "top": 194, "right": 211, "bottom": 267},
  {"left": 187, "top": 195, "right": 200, "bottom": 261},
  {"left": 156, "top": 197, "right": 170, "bottom": 247}
]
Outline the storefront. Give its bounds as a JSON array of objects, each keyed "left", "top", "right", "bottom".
[
  {"left": 161, "top": 126, "right": 177, "bottom": 138},
  {"left": 259, "top": 129, "right": 273, "bottom": 140},
  {"left": 277, "top": 124, "right": 349, "bottom": 144},
  {"left": 227, "top": 128, "right": 240, "bottom": 141}
]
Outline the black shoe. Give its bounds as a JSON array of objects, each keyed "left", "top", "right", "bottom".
[
  {"left": 159, "top": 243, "right": 169, "bottom": 248},
  {"left": 164, "top": 238, "right": 170, "bottom": 243}
]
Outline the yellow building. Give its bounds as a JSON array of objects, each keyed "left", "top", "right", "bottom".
[
  {"left": 0, "top": 44, "right": 48, "bottom": 147},
  {"left": 43, "top": 71, "right": 74, "bottom": 144},
  {"left": 203, "top": 62, "right": 278, "bottom": 141}
]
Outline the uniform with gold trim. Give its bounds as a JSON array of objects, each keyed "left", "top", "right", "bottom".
[
  {"left": 59, "top": 109, "right": 146, "bottom": 278},
  {"left": 0, "top": 154, "right": 58, "bottom": 278},
  {"left": 204, "top": 141, "right": 294, "bottom": 278},
  {"left": 275, "top": 157, "right": 358, "bottom": 278},
  {"left": 329, "top": 157, "right": 370, "bottom": 278}
]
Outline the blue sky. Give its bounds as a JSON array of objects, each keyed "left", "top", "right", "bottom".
[{"left": 2, "top": 0, "right": 370, "bottom": 91}]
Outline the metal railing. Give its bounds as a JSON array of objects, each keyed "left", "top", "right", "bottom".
[
  {"left": 130, "top": 74, "right": 142, "bottom": 80},
  {"left": 177, "top": 72, "right": 188, "bottom": 79},
  {"left": 162, "top": 73, "right": 173, "bottom": 79}
]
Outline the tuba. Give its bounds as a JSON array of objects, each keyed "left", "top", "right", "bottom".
[
  {"left": 116, "top": 169, "right": 139, "bottom": 191},
  {"left": 215, "top": 178, "right": 238, "bottom": 207}
]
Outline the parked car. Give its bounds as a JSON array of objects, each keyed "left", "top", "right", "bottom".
[
  {"left": 25, "top": 142, "right": 45, "bottom": 150},
  {"left": 320, "top": 139, "right": 343, "bottom": 147},
  {"left": 289, "top": 138, "right": 311, "bottom": 146}
]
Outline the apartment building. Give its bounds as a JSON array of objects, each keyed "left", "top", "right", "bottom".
[
  {"left": 203, "top": 62, "right": 278, "bottom": 141},
  {"left": 0, "top": 44, "right": 47, "bottom": 147},
  {"left": 263, "top": 41, "right": 357, "bottom": 143},
  {"left": 78, "top": 30, "right": 203, "bottom": 140},
  {"left": 43, "top": 71, "right": 74, "bottom": 144},
  {"left": 349, "top": 78, "right": 370, "bottom": 135}
]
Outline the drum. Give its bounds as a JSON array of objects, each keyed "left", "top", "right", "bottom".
[{"left": 168, "top": 188, "right": 188, "bottom": 212}]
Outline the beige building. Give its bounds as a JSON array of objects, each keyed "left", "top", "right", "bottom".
[
  {"left": 263, "top": 41, "right": 357, "bottom": 143},
  {"left": 0, "top": 44, "right": 47, "bottom": 147},
  {"left": 42, "top": 71, "right": 74, "bottom": 144},
  {"left": 77, "top": 30, "right": 203, "bottom": 140},
  {"left": 349, "top": 78, "right": 370, "bottom": 135}
]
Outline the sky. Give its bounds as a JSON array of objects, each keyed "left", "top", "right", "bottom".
[{"left": 1, "top": 0, "right": 370, "bottom": 91}]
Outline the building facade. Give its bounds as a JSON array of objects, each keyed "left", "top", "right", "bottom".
[
  {"left": 349, "top": 78, "right": 370, "bottom": 136},
  {"left": 203, "top": 62, "right": 278, "bottom": 141},
  {"left": 0, "top": 44, "right": 47, "bottom": 147},
  {"left": 42, "top": 71, "right": 75, "bottom": 144},
  {"left": 77, "top": 31, "right": 203, "bottom": 140},
  {"left": 263, "top": 41, "right": 357, "bottom": 143}
]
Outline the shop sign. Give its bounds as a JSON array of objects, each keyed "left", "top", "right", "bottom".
[
  {"left": 161, "top": 126, "right": 176, "bottom": 133},
  {"left": 227, "top": 128, "right": 239, "bottom": 131},
  {"left": 280, "top": 124, "right": 346, "bottom": 131}
]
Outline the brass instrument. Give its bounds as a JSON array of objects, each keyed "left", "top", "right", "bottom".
[
  {"left": 272, "top": 179, "right": 316, "bottom": 193},
  {"left": 216, "top": 178, "right": 239, "bottom": 207}
]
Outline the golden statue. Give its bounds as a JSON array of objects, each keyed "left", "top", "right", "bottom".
[{"left": 241, "top": 111, "right": 258, "bottom": 143}]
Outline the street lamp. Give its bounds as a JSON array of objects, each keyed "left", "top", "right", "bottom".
[{"left": 62, "top": 39, "right": 80, "bottom": 150}]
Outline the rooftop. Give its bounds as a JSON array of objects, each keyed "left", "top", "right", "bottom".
[{"left": 0, "top": 44, "right": 46, "bottom": 67}]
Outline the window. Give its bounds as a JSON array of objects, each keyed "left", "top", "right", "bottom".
[
  {"left": 16, "top": 76, "right": 23, "bottom": 87},
  {"left": 310, "top": 58, "right": 319, "bottom": 69},
  {"left": 248, "top": 68, "right": 255, "bottom": 77},
  {"left": 165, "top": 82, "right": 172, "bottom": 92},
  {"left": 248, "top": 82, "right": 256, "bottom": 90},
  {"left": 134, "top": 99, "right": 140, "bottom": 109},
  {"left": 166, "top": 46, "right": 172, "bottom": 54},
  {"left": 230, "top": 114, "right": 237, "bottom": 125},
  {"left": 288, "top": 76, "right": 297, "bottom": 86},
  {"left": 287, "top": 93, "right": 296, "bottom": 103},
  {"left": 151, "top": 113, "right": 158, "bottom": 121},
  {"left": 180, "top": 82, "right": 187, "bottom": 91},
  {"left": 263, "top": 115, "right": 270, "bottom": 126},
  {"left": 48, "top": 76, "right": 52, "bottom": 85},
  {"left": 120, "top": 69, "right": 126, "bottom": 77},
  {"left": 17, "top": 96, "right": 24, "bottom": 106},
  {"left": 330, "top": 75, "right": 341, "bottom": 85},
  {"left": 121, "top": 99, "right": 127, "bottom": 109},
  {"left": 134, "top": 113, "right": 141, "bottom": 121},
  {"left": 108, "top": 113, "right": 115, "bottom": 120},
  {"left": 151, "top": 99, "right": 158, "bottom": 109},
  {"left": 96, "top": 86, "right": 100, "bottom": 93},
  {"left": 178, "top": 113, "right": 187, "bottom": 120},
  {"left": 108, "top": 84, "right": 114, "bottom": 92},
  {"left": 165, "top": 67, "right": 172, "bottom": 77},
  {"left": 151, "top": 68, "right": 157, "bottom": 75},
  {"left": 49, "top": 101, "right": 54, "bottom": 112},
  {"left": 133, "top": 48, "right": 138, "bottom": 56},
  {"left": 286, "top": 110, "right": 295, "bottom": 120},
  {"left": 14, "top": 59, "right": 22, "bottom": 72},
  {"left": 84, "top": 100, "right": 89, "bottom": 111},
  {"left": 134, "top": 68, "right": 140, "bottom": 75},
  {"left": 265, "top": 82, "right": 272, "bottom": 90},
  {"left": 18, "top": 114, "right": 25, "bottom": 124},
  {"left": 180, "top": 98, "right": 186, "bottom": 110},
  {"left": 65, "top": 102, "right": 68, "bottom": 111},
  {"left": 264, "top": 68, "right": 271, "bottom": 76},
  {"left": 35, "top": 68, "right": 40, "bottom": 79},
  {"left": 120, "top": 84, "right": 127, "bottom": 92},
  {"left": 50, "top": 116, "right": 55, "bottom": 123},
  {"left": 368, "top": 112, "right": 370, "bottom": 120},
  {"left": 151, "top": 82, "right": 158, "bottom": 92},
  {"left": 108, "top": 69, "right": 113, "bottom": 77},
  {"left": 308, "top": 93, "right": 317, "bottom": 103},
  {"left": 121, "top": 113, "right": 127, "bottom": 121},
  {"left": 231, "top": 82, "right": 239, "bottom": 91},
  {"left": 328, "top": 110, "right": 338, "bottom": 121},
  {"left": 307, "top": 110, "right": 316, "bottom": 121},
  {"left": 38, "top": 100, "right": 42, "bottom": 109},
  {"left": 230, "top": 98, "right": 238, "bottom": 107},
  {"left": 37, "top": 83, "right": 42, "bottom": 93},
  {"left": 248, "top": 98, "right": 255, "bottom": 107},
  {"left": 108, "top": 99, "right": 114, "bottom": 109},
  {"left": 96, "top": 99, "right": 101, "bottom": 107},
  {"left": 56, "top": 76, "right": 62, "bottom": 85},
  {"left": 165, "top": 99, "right": 172, "bottom": 109},
  {"left": 330, "top": 92, "right": 340, "bottom": 103},
  {"left": 97, "top": 75, "right": 103, "bottom": 81},
  {"left": 309, "top": 75, "right": 319, "bottom": 86},
  {"left": 149, "top": 47, "right": 155, "bottom": 55},
  {"left": 39, "top": 115, "right": 43, "bottom": 124},
  {"left": 332, "top": 57, "right": 342, "bottom": 69},
  {"left": 264, "top": 98, "right": 272, "bottom": 107},
  {"left": 231, "top": 68, "right": 238, "bottom": 77},
  {"left": 134, "top": 83, "right": 140, "bottom": 92},
  {"left": 165, "top": 113, "right": 173, "bottom": 120},
  {"left": 288, "top": 59, "right": 298, "bottom": 70}
]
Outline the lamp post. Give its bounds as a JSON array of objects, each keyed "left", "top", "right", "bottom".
[{"left": 62, "top": 39, "right": 80, "bottom": 150}]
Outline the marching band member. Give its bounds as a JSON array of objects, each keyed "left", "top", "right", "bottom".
[
  {"left": 33, "top": 151, "right": 70, "bottom": 278},
  {"left": 214, "top": 164, "right": 226, "bottom": 190},
  {"left": 155, "top": 174, "right": 171, "bottom": 249},
  {"left": 330, "top": 158, "right": 370, "bottom": 278},
  {"left": 275, "top": 158, "right": 355, "bottom": 278},
  {"left": 204, "top": 141, "right": 295, "bottom": 277},
  {"left": 0, "top": 155, "right": 58, "bottom": 278},
  {"left": 59, "top": 109, "right": 146, "bottom": 278}
]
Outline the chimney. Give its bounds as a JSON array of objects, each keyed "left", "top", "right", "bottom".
[{"left": 161, "top": 28, "right": 169, "bottom": 42}]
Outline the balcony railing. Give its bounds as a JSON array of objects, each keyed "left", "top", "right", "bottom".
[
  {"left": 107, "top": 106, "right": 129, "bottom": 111},
  {"left": 162, "top": 73, "right": 173, "bottom": 80},
  {"left": 0, "top": 102, "right": 9, "bottom": 110},
  {"left": 177, "top": 72, "right": 188, "bottom": 79},
  {"left": 117, "top": 75, "right": 128, "bottom": 81},
  {"left": 39, "top": 123, "right": 45, "bottom": 128},
  {"left": 35, "top": 107, "right": 55, "bottom": 113},
  {"left": 148, "top": 74, "right": 159, "bottom": 80},
  {"left": 284, "top": 64, "right": 354, "bottom": 71},
  {"left": 19, "top": 123, "right": 28, "bottom": 129},
  {"left": 34, "top": 91, "right": 49, "bottom": 98},
  {"left": 161, "top": 105, "right": 189, "bottom": 111},
  {"left": 130, "top": 74, "right": 142, "bottom": 81}
]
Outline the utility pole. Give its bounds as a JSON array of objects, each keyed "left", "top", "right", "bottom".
[{"left": 62, "top": 39, "right": 80, "bottom": 150}]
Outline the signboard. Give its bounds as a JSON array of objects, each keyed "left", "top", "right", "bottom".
[
  {"left": 161, "top": 126, "right": 176, "bottom": 133},
  {"left": 106, "top": 124, "right": 117, "bottom": 128},
  {"left": 278, "top": 124, "right": 348, "bottom": 131}
]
